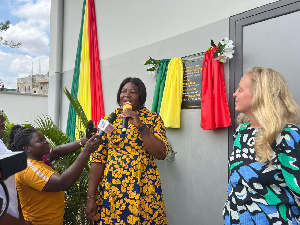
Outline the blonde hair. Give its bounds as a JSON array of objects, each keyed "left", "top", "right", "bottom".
[{"left": 237, "top": 67, "right": 300, "bottom": 163}]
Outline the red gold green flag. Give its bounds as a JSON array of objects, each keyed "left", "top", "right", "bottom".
[{"left": 66, "top": 0, "right": 104, "bottom": 141}]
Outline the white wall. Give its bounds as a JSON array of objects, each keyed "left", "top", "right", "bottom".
[
  {"left": 50, "top": 0, "right": 278, "bottom": 75},
  {"left": 0, "top": 92, "right": 48, "bottom": 124}
]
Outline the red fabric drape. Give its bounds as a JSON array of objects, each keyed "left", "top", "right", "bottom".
[
  {"left": 88, "top": 0, "right": 105, "bottom": 123},
  {"left": 201, "top": 47, "right": 232, "bottom": 130}
]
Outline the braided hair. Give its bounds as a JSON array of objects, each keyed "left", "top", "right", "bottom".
[{"left": 9, "top": 125, "right": 38, "bottom": 152}]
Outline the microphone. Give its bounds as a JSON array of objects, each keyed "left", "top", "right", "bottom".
[
  {"left": 97, "top": 112, "right": 117, "bottom": 138},
  {"left": 86, "top": 120, "right": 97, "bottom": 138},
  {"left": 122, "top": 102, "right": 132, "bottom": 134}
]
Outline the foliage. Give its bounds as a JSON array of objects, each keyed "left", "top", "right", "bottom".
[
  {"left": 63, "top": 87, "right": 88, "bottom": 131},
  {"left": 0, "top": 21, "right": 10, "bottom": 32},
  {"left": 32, "top": 115, "right": 70, "bottom": 149},
  {"left": 210, "top": 39, "right": 223, "bottom": 58},
  {"left": 164, "top": 142, "right": 177, "bottom": 163},
  {"left": 62, "top": 88, "right": 94, "bottom": 224},
  {"left": 0, "top": 113, "right": 32, "bottom": 146},
  {"left": 0, "top": 113, "right": 14, "bottom": 146},
  {"left": 210, "top": 37, "right": 235, "bottom": 63},
  {"left": 0, "top": 20, "right": 21, "bottom": 48},
  {"left": 144, "top": 56, "right": 160, "bottom": 72}
]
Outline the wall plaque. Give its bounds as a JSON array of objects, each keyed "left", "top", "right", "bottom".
[{"left": 181, "top": 58, "right": 203, "bottom": 109}]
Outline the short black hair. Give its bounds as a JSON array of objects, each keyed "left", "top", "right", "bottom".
[
  {"left": 117, "top": 77, "right": 147, "bottom": 107},
  {"left": 9, "top": 125, "right": 37, "bottom": 152}
]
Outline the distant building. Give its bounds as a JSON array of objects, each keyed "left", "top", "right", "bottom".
[{"left": 17, "top": 72, "right": 49, "bottom": 95}]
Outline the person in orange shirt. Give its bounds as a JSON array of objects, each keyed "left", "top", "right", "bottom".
[{"left": 10, "top": 125, "right": 102, "bottom": 225}]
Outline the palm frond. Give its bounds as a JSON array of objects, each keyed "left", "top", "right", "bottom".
[
  {"left": 33, "top": 115, "right": 69, "bottom": 144},
  {"left": 63, "top": 87, "right": 88, "bottom": 130}
]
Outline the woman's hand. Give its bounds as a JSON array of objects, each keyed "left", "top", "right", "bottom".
[
  {"left": 82, "top": 135, "right": 102, "bottom": 154},
  {"left": 80, "top": 136, "right": 89, "bottom": 145},
  {"left": 121, "top": 108, "right": 144, "bottom": 129},
  {"left": 85, "top": 197, "right": 97, "bottom": 221}
]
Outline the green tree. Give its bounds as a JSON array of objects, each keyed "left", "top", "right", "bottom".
[{"left": 0, "top": 20, "right": 21, "bottom": 48}]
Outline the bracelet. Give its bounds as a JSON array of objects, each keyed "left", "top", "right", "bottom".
[
  {"left": 87, "top": 195, "right": 97, "bottom": 199},
  {"left": 78, "top": 139, "right": 84, "bottom": 147},
  {"left": 138, "top": 124, "right": 147, "bottom": 132}
]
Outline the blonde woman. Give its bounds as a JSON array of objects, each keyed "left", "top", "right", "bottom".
[{"left": 223, "top": 67, "right": 300, "bottom": 224}]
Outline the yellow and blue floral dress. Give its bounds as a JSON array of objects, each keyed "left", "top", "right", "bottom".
[{"left": 92, "top": 107, "right": 168, "bottom": 225}]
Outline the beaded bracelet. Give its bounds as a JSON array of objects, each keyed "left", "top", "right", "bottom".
[{"left": 78, "top": 139, "right": 84, "bottom": 147}]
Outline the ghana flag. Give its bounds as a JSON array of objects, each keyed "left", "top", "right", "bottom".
[{"left": 66, "top": 0, "right": 105, "bottom": 141}]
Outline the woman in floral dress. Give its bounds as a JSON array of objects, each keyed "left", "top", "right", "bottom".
[
  {"left": 223, "top": 67, "right": 300, "bottom": 224},
  {"left": 85, "top": 77, "right": 168, "bottom": 224}
]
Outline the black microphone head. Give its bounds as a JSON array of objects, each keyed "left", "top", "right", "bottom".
[
  {"left": 87, "top": 120, "right": 94, "bottom": 128},
  {"left": 107, "top": 112, "right": 117, "bottom": 123},
  {"left": 86, "top": 120, "right": 97, "bottom": 138}
]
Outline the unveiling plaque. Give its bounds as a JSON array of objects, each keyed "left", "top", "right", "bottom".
[{"left": 181, "top": 58, "right": 202, "bottom": 109}]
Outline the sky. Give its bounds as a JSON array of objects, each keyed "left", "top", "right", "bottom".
[{"left": 0, "top": 0, "right": 50, "bottom": 89}]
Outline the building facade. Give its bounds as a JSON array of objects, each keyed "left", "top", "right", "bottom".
[{"left": 17, "top": 72, "right": 49, "bottom": 95}]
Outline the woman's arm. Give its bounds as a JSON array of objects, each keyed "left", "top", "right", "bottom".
[
  {"left": 122, "top": 109, "right": 167, "bottom": 160},
  {"left": 0, "top": 213, "right": 31, "bottom": 225},
  {"left": 42, "top": 135, "right": 101, "bottom": 192},
  {"left": 138, "top": 125, "right": 167, "bottom": 160},
  {"left": 50, "top": 136, "right": 89, "bottom": 161},
  {"left": 85, "top": 162, "right": 105, "bottom": 221}
]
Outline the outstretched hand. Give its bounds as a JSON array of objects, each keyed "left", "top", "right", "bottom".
[{"left": 82, "top": 134, "right": 102, "bottom": 154}]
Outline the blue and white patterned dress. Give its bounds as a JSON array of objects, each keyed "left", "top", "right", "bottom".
[{"left": 223, "top": 122, "right": 300, "bottom": 224}]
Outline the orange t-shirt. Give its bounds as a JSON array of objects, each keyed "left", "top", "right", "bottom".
[{"left": 15, "top": 159, "right": 65, "bottom": 225}]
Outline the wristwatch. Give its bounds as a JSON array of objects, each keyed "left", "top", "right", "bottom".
[{"left": 138, "top": 124, "right": 147, "bottom": 132}]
